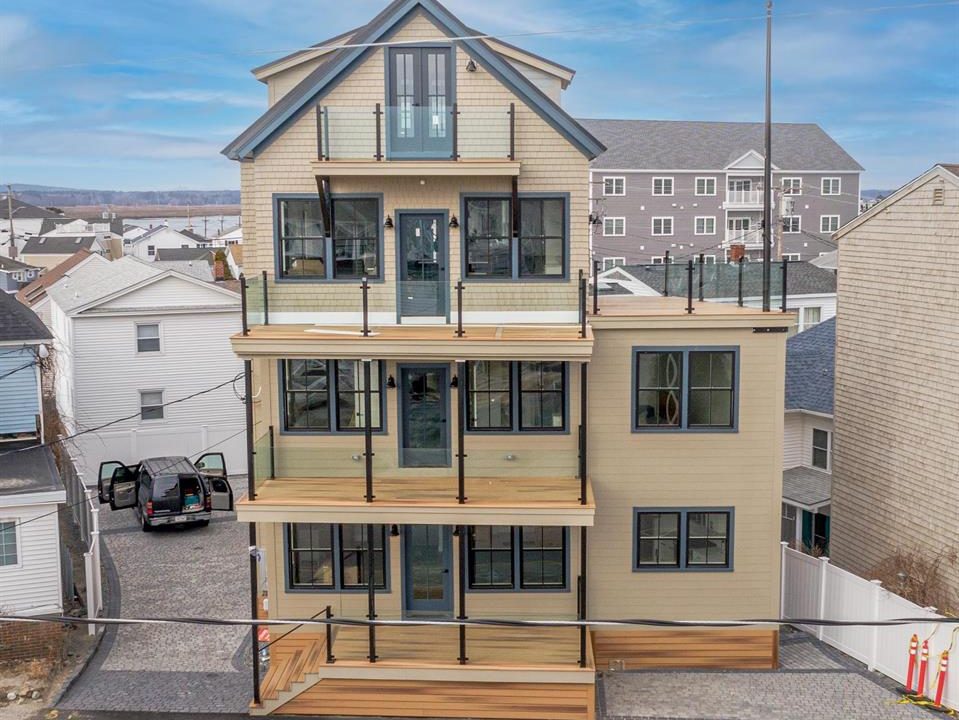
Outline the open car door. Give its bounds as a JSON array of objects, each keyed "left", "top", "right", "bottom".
[
  {"left": 108, "top": 465, "right": 138, "bottom": 510},
  {"left": 98, "top": 461, "right": 127, "bottom": 504},
  {"left": 195, "top": 452, "right": 226, "bottom": 476},
  {"left": 195, "top": 452, "right": 232, "bottom": 511}
]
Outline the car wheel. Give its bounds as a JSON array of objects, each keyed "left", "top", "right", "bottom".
[{"left": 140, "top": 510, "right": 152, "bottom": 533}]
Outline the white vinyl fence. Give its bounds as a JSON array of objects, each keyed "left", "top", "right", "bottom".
[{"left": 782, "top": 543, "right": 957, "bottom": 710}]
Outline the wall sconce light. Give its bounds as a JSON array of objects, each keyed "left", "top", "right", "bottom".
[
  {"left": 386, "top": 375, "right": 396, "bottom": 389},
  {"left": 451, "top": 526, "right": 460, "bottom": 537},
  {"left": 466, "top": 59, "right": 477, "bottom": 72},
  {"left": 449, "top": 215, "right": 459, "bottom": 229},
  {"left": 588, "top": 212, "right": 602, "bottom": 226},
  {"left": 384, "top": 215, "right": 394, "bottom": 229},
  {"left": 390, "top": 524, "right": 400, "bottom": 537},
  {"left": 449, "top": 375, "right": 459, "bottom": 388}
]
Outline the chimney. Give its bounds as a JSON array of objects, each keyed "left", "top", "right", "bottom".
[
  {"left": 214, "top": 259, "right": 225, "bottom": 282},
  {"left": 729, "top": 244, "right": 746, "bottom": 263}
]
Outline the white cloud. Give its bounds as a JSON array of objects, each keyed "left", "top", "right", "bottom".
[
  {"left": 127, "top": 89, "right": 262, "bottom": 109},
  {"left": 0, "top": 97, "right": 54, "bottom": 123}
]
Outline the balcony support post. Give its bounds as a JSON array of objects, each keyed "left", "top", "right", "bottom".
[
  {"left": 361, "top": 277, "right": 370, "bottom": 337},
  {"left": 261, "top": 270, "right": 269, "bottom": 326},
  {"left": 579, "top": 526, "right": 588, "bottom": 668},
  {"left": 239, "top": 274, "right": 248, "bottom": 336},
  {"left": 686, "top": 260, "right": 694, "bottom": 314},
  {"left": 698, "top": 253, "right": 705, "bottom": 302},
  {"left": 592, "top": 260, "right": 600, "bottom": 315},
  {"left": 579, "top": 362, "right": 588, "bottom": 505},
  {"left": 366, "top": 523, "right": 377, "bottom": 662},
  {"left": 781, "top": 259, "right": 789, "bottom": 313},
  {"left": 456, "top": 361, "right": 467, "bottom": 504},
  {"left": 363, "top": 359, "right": 374, "bottom": 503},
  {"left": 374, "top": 103, "right": 383, "bottom": 161},
  {"left": 511, "top": 176, "right": 519, "bottom": 240},
  {"left": 315, "top": 175, "right": 332, "bottom": 240},
  {"left": 579, "top": 270, "right": 587, "bottom": 339},
  {"left": 738, "top": 257, "right": 745, "bottom": 307},
  {"left": 457, "top": 524, "right": 468, "bottom": 664},
  {"left": 451, "top": 102, "right": 459, "bottom": 160},
  {"left": 244, "top": 359, "right": 261, "bottom": 704},
  {"left": 455, "top": 280, "right": 465, "bottom": 338},
  {"left": 663, "top": 251, "right": 671, "bottom": 296},
  {"left": 508, "top": 103, "right": 516, "bottom": 161},
  {"left": 316, "top": 104, "right": 324, "bottom": 161},
  {"left": 325, "top": 606, "right": 335, "bottom": 663},
  {"left": 268, "top": 425, "right": 275, "bottom": 479}
]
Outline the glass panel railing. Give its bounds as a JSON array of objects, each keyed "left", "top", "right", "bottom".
[
  {"left": 457, "top": 106, "right": 512, "bottom": 159},
  {"left": 385, "top": 105, "right": 454, "bottom": 159},
  {"left": 620, "top": 260, "right": 791, "bottom": 309},
  {"left": 244, "top": 273, "right": 265, "bottom": 327},
  {"left": 321, "top": 107, "right": 379, "bottom": 160},
  {"left": 396, "top": 279, "right": 459, "bottom": 320},
  {"left": 463, "top": 447, "right": 579, "bottom": 479}
]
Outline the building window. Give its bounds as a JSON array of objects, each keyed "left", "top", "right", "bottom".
[
  {"left": 693, "top": 255, "right": 717, "bottom": 264},
  {"left": 603, "top": 217, "right": 625, "bottom": 237},
  {"left": 602, "top": 257, "right": 626, "bottom": 270},
  {"left": 332, "top": 198, "right": 380, "bottom": 279},
  {"left": 695, "top": 177, "right": 716, "bottom": 196},
  {"left": 781, "top": 503, "right": 797, "bottom": 543},
  {"left": 802, "top": 306, "right": 822, "bottom": 330},
  {"left": 603, "top": 177, "right": 625, "bottom": 196},
  {"left": 136, "top": 324, "right": 160, "bottom": 353},
  {"left": 465, "top": 361, "right": 566, "bottom": 432},
  {"left": 465, "top": 198, "right": 511, "bottom": 278},
  {"left": 283, "top": 360, "right": 384, "bottom": 433},
  {"left": 0, "top": 521, "right": 18, "bottom": 567},
  {"left": 651, "top": 217, "right": 673, "bottom": 236},
  {"left": 694, "top": 217, "right": 716, "bottom": 236},
  {"left": 782, "top": 216, "right": 801, "bottom": 234},
  {"left": 782, "top": 177, "right": 802, "bottom": 195},
  {"left": 287, "top": 524, "right": 387, "bottom": 590},
  {"left": 651, "top": 255, "right": 674, "bottom": 265},
  {"left": 519, "top": 198, "right": 565, "bottom": 277},
  {"left": 634, "top": 348, "right": 737, "bottom": 431},
  {"left": 634, "top": 508, "right": 733, "bottom": 571},
  {"left": 820, "top": 215, "right": 840, "bottom": 233},
  {"left": 147, "top": 245, "right": 156, "bottom": 257},
  {"left": 652, "top": 177, "right": 674, "bottom": 196},
  {"left": 278, "top": 198, "right": 326, "bottom": 278},
  {"left": 468, "top": 526, "right": 514, "bottom": 589},
  {"left": 821, "top": 177, "right": 841, "bottom": 196},
  {"left": 520, "top": 526, "right": 566, "bottom": 588},
  {"left": 812, "top": 428, "right": 831, "bottom": 470},
  {"left": 783, "top": 253, "right": 802, "bottom": 262},
  {"left": 139, "top": 390, "right": 164, "bottom": 421}
]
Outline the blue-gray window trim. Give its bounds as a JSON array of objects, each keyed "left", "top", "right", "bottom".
[
  {"left": 283, "top": 522, "right": 391, "bottom": 593},
  {"left": 632, "top": 507, "right": 735, "bottom": 573},
  {"left": 466, "top": 526, "right": 570, "bottom": 593},
  {"left": 278, "top": 359, "right": 388, "bottom": 436},
  {"left": 459, "top": 192, "right": 571, "bottom": 281},
  {"left": 631, "top": 346, "right": 740, "bottom": 433},
  {"left": 272, "top": 193, "right": 384, "bottom": 283},
  {"left": 462, "top": 360, "right": 569, "bottom": 435}
]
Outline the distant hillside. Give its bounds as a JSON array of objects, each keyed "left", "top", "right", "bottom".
[
  {"left": 6, "top": 184, "right": 240, "bottom": 208},
  {"left": 862, "top": 189, "right": 895, "bottom": 200}
]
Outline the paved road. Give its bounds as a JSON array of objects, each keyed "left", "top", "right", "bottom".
[{"left": 58, "top": 478, "right": 253, "bottom": 714}]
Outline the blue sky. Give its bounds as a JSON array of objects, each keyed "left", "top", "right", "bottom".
[{"left": 1, "top": 0, "right": 957, "bottom": 191}]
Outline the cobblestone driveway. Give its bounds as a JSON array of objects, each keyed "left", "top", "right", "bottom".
[{"left": 58, "top": 478, "right": 252, "bottom": 714}]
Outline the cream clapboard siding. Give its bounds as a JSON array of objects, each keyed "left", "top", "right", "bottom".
[
  {"left": 588, "top": 325, "right": 785, "bottom": 619},
  {"left": 0, "top": 501, "right": 62, "bottom": 615},
  {"left": 243, "top": 9, "right": 588, "bottom": 317},
  {"left": 830, "top": 173, "right": 959, "bottom": 592},
  {"left": 267, "top": 58, "right": 327, "bottom": 107}
]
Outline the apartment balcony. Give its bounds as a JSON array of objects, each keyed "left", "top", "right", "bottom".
[
  {"left": 312, "top": 104, "right": 521, "bottom": 177},
  {"left": 723, "top": 189, "right": 775, "bottom": 210},
  {"left": 723, "top": 227, "right": 765, "bottom": 250}
]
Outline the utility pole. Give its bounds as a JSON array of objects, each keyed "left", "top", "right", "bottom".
[
  {"left": 6, "top": 185, "right": 16, "bottom": 259},
  {"left": 762, "top": 0, "right": 773, "bottom": 311}
]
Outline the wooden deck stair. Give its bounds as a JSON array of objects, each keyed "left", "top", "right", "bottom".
[{"left": 260, "top": 632, "right": 328, "bottom": 702}]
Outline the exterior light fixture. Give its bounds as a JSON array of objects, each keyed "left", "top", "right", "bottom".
[
  {"left": 449, "top": 215, "right": 459, "bottom": 229},
  {"left": 466, "top": 59, "right": 477, "bottom": 72},
  {"left": 449, "top": 375, "right": 459, "bottom": 388},
  {"left": 390, "top": 524, "right": 400, "bottom": 537},
  {"left": 384, "top": 215, "right": 394, "bottom": 229},
  {"left": 386, "top": 375, "right": 396, "bottom": 389}
]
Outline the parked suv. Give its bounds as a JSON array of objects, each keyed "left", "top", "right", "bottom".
[{"left": 98, "top": 453, "right": 234, "bottom": 531}]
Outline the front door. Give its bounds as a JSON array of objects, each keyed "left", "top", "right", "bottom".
[
  {"left": 403, "top": 525, "right": 453, "bottom": 616},
  {"left": 398, "top": 213, "right": 447, "bottom": 320},
  {"left": 399, "top": 364, "right": 450, "bottom": 467},
  {"left": 388, "top": 48, "right": 452, "bottom": 158}
]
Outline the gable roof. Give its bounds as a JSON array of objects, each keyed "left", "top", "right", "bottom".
[
  {"left": 0, "top": 287, "right": 51, "bottom": 342},
  {"left": 222, "top": 0, "right": 604, "bottom": 160},
  {"left": 39, "top": 217, "right": 82, "bottom": 235},
  {"left": 0, "top": 256, "right": 40, "bottom": 273},
  {"left": 155, "top": 248, "right": 213, "bottom": 262},
  {"left": 0, "top": 196, "right": 62, "bottom": 220},
  {"left": 179, "top": 228, "right": 209, "bottom": 244},
  {"left": 581, "top": 119, "right": 863, "bottom": 171},
  {"left": 785, "top": 317, "right": 835, "bottom": 415},
  {"left": 21, "top": 235, "right": 98, "bottom": 254},
  {"left": 128, "top": 225, "right": 200, "bottom": 245},
  {"left": 16, "top": 250, "right": 96, "bottom": 307}
]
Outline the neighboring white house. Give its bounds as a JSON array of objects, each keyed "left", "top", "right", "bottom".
[
  {"left": 125, "top": 225, "right": 205, "bottom": 261},
  {"left": 226, "top": 244, "right": 243, "bottom": 279},
  {"left": 215, "top": 225, "right": 242, "bottom": 246},
  {"left": 0, "top": 196, "right": 64, "bottom": 257},
  {"left": 39, "top": 256, "right": 245, "bottom": 483}
]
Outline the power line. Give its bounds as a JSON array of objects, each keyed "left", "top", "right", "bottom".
[{"left": 0, "top": 361, "right": 37, "bottom": 383}]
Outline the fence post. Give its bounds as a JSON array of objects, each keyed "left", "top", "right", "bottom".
[
  {"left": 817, "top": 556, "right": 830, "bottom": 641},
  {"left": 779, "top": 541, "right": 789, "bottom": 620},
  {"left": 868, "top": 579, "right": 882, "bottom": 671}
]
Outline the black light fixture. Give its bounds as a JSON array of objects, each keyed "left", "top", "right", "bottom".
[
  {"left": 465, "top": 59, "right": 477, "bottom": 72},
  {"left": 449, "top": 375, "right": 459, "bottom": 388},
  {"left": 384, "top": 215, "right": 394, "bottom": 229},
  {"left": 390, "top": 524, "right": 400, "bottom": 537},
  {"left": 449, "top": 215, "right": 459, "bottom": 229},
  {"left": 386, "top": 375, "right": 396, "bottom": 389},
  {"left": 588, "top": 212, "right": 603, "bottom": 226},
  {"left": 451, "top": 526, "right": 460, "bottom": 537}
]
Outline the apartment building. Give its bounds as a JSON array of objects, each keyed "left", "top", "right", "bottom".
[
  {"left": 581, "top": 120, "right": 863, "bottom": 266},
  {"left": 829, "top": 164, "right": 959, "bottom": 599},
  {"left": 221, "top": 2, "right": 791, "bottom": 717}
]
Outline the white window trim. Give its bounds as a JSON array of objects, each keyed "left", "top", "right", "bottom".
[
  {"left": 603, "top": 176, "right": 626, "bottom": 197},
  {"left": 811, "top": 428, "right": 832, "bottom": 472},
  {"left": 783, "top": 253, "right": 802, "bottom": 262},
  {"left": 651, "top": 216, "right": 674, "bottom": 236},
  {"left": 147, "top": 244, "right": 156, "bottom": 257},
  {"left": 695, "top": 177, "right": 717, "bottom": 196},
  {"left": 135, "top": 322, "right": 162, "bottom": 355},
  {"left": 693, "top": 254, "right": 717, "bottom": 264},
  {"left": 820, "top": 214, "right": 840, "bottom": 233},
  {"left": 139, "top": 389, "right": 165, "bottom": 423},
  {"left": 650, "top": 256, "right": 675, "bottom": 264},
  {"left": 821, "top": 177, "right": 842, "bottom": 196},
  {"left": 781, "top": 177, "right": 803, "bottom": 195},
  {"left": 602, "top": 257, "right": 626, "bottom": 271},
  {"left": 603, "top": 217, "right": 626, "bottom": 237},
  {"left": 694, "top": 216, "right": 716, "bottom": 236},
  {"left": 651, "top": 176, "right": 674, "bottom": 196},
  {"left": 783, "top": 215, "right": 801, "bottom": 234},
  {"left": 0, "top": 518, "right": 22, "bottom": 570}
]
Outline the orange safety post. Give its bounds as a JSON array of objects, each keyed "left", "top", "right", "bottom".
[
  {"left": 917, "top": 640, "right": 931, "bottom": 697},
  {"left": 906, "top": 634, "right": 919, "bottom": 693},
  {"left": 934, "top": 650, "right": 949, "bottom": 707}
]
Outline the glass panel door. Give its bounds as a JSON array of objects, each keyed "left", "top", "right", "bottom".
[
  {"left": 388, "top": 48, "right": 452, "bottom": 158},
  {"left": 403, "top": 525, "right": 453, "bottom": 615},
  {"left": 398, "top": 213, "right": 446, "bottom": 318},
  {"left": 399, "top": 365, "right": 450, "bottom": 467}
]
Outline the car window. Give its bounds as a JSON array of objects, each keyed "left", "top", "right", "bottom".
[{"left": 153, "top": 476, "right": 180, "bottom": 500}]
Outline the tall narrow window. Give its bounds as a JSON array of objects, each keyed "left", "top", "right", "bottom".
[
  {"left": 339, "top": 525, "right": 387, "bottom": 589},
  {"left": 335, "top": 361, "right": 382, "bottom": 431},
  {"left": 812, "top": 428, "right": 831, "bottom": 470},
  {"left": 288, "top": 524, "right": 335, "bottom": 589},
  {"left": 466, "top": 361, "right": 512, "bottom": 430},
  {"left": 139, "top": 390, "right": 164, "bottom": 421},
  {"left": 686, "top": 512, "right": 730, "bottom": 567},
  {"left": 635, "top": 351, "right": 683, "bottom": 427},
  {"left": 332, "top": 198, "right": 379, "bottom": 279},
  {"left": 136, "top": 323, "right": 160, "bottom": 353},
  {"left": 519, "top": 361, "right": 565, "bottom": 430},
  {"left": 520, "top": 526, "right": 566, "bottom": 588},
  {"left": 279, "top": 199, "right": 326, "bottom": 278},
  {"left": 468, "top": 526, "right": 514, "bottom": 589},
  {"left": 688, "top": 351, "right": 735, "bottom": 428},
  {"left": 465, "top": 198, "right": 511, "bottom": 277},
  {"left": 519, "top": 198, "right": 565, "bottom": 277},
  {"left": 0, "top": 521, "right": 18, "bottom": 567},
  {"left": 284, "top": 360, "right": 330, "bottom": 431},
  {"left": 636, "top": 512, "right": 680, "bottom": 567}
]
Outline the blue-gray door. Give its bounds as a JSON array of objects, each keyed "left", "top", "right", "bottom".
[
  {"left": 398, "top": 214, "right": 447, "bottom": 319},
  {"left": 403, "top": 525, "right": 453, "bottom": 616},
  {"left": 399, "top": 364, "right": 450, "bottom": 467},
  {"left": 388, "top": 48, "right": 452, "bottom": 159}
]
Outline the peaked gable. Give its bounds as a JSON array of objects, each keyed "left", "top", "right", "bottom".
[
  {"left": 222, "top": 0, "right": 604, "bottom": 160},
  {"left": 726, "top": 150, "right": 779, "bottom": 171},
  {"left": 82, "top": 273, "right": 239, "bottom": 314}
]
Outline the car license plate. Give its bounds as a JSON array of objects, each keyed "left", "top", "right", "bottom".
[{"left": 173, "top": 516, "right": 187, "bottom": 523}]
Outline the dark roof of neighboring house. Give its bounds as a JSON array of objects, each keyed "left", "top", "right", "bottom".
[
  {"left": 155, "top": 248, "right": 213, "bottom": 262},
  {"left": 179, "top": 228, "right": 209, "bottom": 244},
  {"left": 0, "top": 445, "right": 63, "bottom": 497},
  {"left": 39, "top": 217, "right": 79, "bottom": 234},
  {"left": 785, "top": 317, "right": 835, "bottom": 415},
  {"left": 0, "top": 196, "right": 62, "bottom": 220},
  {"left": 782, "top": 466, "right": 831, "bottom": 508},
  {"left": 580, "top": 119, "right": 864, "bottom": 171},
  {"left": 17, "top": 249, "right": 93, "bottom": 306},
  {"left": 22, "top": 235, "right": 97, "bottom": 254},
  {"left": 940, "top": 163, "right": 959, "bottom": 178},
  {"left": 0, "top": 286, "right": 51, "bottom": 341},
  {"left": 0, "top": 256, "right": 40, "bottom": 272},
  {"left": 611, "top": 261, "right": 836, "bottom": 298}
]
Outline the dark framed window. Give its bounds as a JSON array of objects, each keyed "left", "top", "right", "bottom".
[
  {"left": 339, "top": 525, "right": 387, "bottom": 589},
  {"left": 519, "top": 526, "right": 566, "bottom": 588},
  {"left": 288, "top": 523, "right": 335, "bottom": 589},
  {"left": 468, "top": 526, "right": 514, "bottom": 589},
  {"left": 333, "top": 198, "right": 379, "bottom": 279},
  {"left": 633, "top": 509, "right": 733, "bottom": 571},
  {"left": 633, "top": 348, "right": 737, "bottom": 431},
  {"left": 282, "top": 360, "right": 384, "bottom": 433},
  {"left": 464, "top": 198, "right": 511, "bottom": 277},
  {"left": 465, "top": 361, "right": 566, "bottom": 432},
  {"left": 278, "top": 198, "right": 326, "bottom": 278},
  {"left": 519, "top": 198, "right": 565, "bottom": 277},
  {"left": 0, "top": 520, "right": 18, "bottom": 567}
]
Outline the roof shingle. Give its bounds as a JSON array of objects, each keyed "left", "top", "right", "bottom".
[
  {"left": 0, "top": 288, "right": 51, "bottom": 342},
  {"left": 785, "top": 317, "right": 835, "bottom": 414}
]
